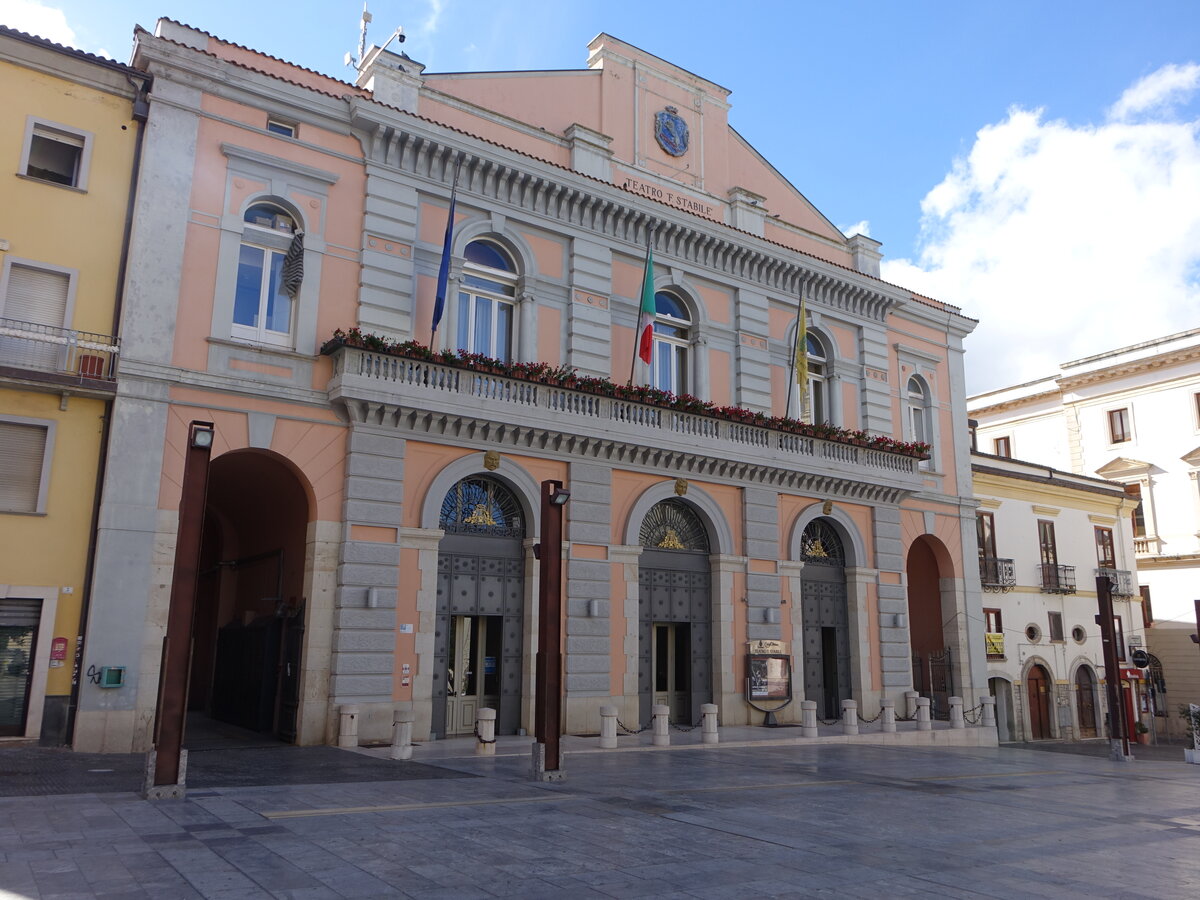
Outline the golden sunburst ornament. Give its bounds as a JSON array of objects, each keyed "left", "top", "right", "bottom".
[
  {"left": 464, "top": 503, "right": 496, "bottom": 526},
  {"left": 658, "top": 527, "right": 686, "bottom": 550}
]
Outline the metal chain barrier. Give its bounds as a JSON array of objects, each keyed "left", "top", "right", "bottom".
[
  {"left": 816, "top": 715, "right": 841, "bottom": 726},
  {"left": 616, "top": 717, "right": 649, "bottom": 735},
  {"left": 472, "top": 724, "right": 496, "bottom": 744},
  {"left": 668, "top": 716, "right": 702, "bottom": 733},
  {"left": 963, "top": 704, "right": 984, "bottom": 726},
  {"left": 856, "top": 708, "right": 883, "bottom": 724}
]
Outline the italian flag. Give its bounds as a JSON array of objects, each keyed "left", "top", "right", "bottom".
[{"left": 636, "top": 242, "right": 656, "bottom": 365}]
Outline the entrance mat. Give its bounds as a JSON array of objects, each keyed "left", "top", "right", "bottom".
[{"left": 0, "top": 746, "right": 471, "bottom": 797}]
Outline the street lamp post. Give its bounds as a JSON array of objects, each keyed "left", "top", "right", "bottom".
[
  {"left": 145, "top": 421, "right": 214, "bottom": 798},
  {"left": 533, "top": 479, "right": 569, "bottom": 780}
]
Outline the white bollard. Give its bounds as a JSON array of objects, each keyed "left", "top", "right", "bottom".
[
  {"left": 842, "top": 699, "right": 859, "bottom": 736},
  {"left": 916, "top": 697, "right": 932, "bottom": 731},
  {"left": 390, "top": 708, "right": 415, "bottom": 760},
  {"left": 599, "top": 705, "right": 618, "bottom": 749},
  {"left": 701, "top": 704, "right": 719, "bottom": 744},
  {"left": 652, "top": 704, "right": 670, "bottom": 747},
  {"left": 881, "top": 698, "right": 896, "bottom": 733},
  {"left": 981, "top": 695, "right": 996, "bottom": 728},
  {"left": 949, "top": 696, "right": 965, "bottom": 729},
  {"left": 338, "top": 704, "right": 360, "bottom": 748},
  {"left": 800, "top": 700, "right": 818, "bottom": 738},
  {"left": 905, "top": 690, "right": 919, "bottom": 720},
  {"left": 475, "top": 707, "right": 497, "bottom": 756}
]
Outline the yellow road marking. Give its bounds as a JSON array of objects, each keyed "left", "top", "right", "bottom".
[{"left": 262, "top": 794, "right": 566, "bottom": 820}]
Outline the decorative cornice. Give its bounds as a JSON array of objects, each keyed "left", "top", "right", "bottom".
[
  {"left": 346, "top": 103, "right": 906, "bottom": 324},
  {"left": 335, "top": 397, "right": 913, "bottom": 504}
]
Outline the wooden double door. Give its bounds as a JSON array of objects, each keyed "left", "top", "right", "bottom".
[{"left": 1026, "top": 665, "right": 1053, "bottom": 740}]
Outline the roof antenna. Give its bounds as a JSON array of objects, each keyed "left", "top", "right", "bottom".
[{"left": 344, "top": 2, "right": 372, "bottom": 69}]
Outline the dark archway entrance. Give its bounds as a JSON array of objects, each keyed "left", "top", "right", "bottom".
[
  {"left": 907, "top": 537, "right": 951, "bottom": 718},
  {"left": 433, "top": 476, "right": 526, "bottom": 738},
  {"left": 1026, "top": 664, "right": 1053, "bottom": 740},
  {"left": 1075, "top": 667, "right": 1098, "bottom": 738},
  {"left": 191, "top": 451, "right": 310, "bottom": 743},
  {"left": 800, "top": 519, "right": 851, "bottom": 720},
  {"left": 638, "top": 499, "right": 712, "bottom": 727}
]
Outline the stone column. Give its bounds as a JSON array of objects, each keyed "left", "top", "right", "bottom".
[{"left": 652, "top": 704, "right": 670, "bottom": 747}]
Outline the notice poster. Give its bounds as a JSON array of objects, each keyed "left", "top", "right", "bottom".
[{"left": 747, "top": 654, "right": 791, "bottom": 701}]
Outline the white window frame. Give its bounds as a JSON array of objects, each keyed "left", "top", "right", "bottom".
[
  {"left": 231, "top": 204, "right": 299, "bottom": 348},
  {"left": 0, "top": 257, "right": 78, "bottom": 373},
  {"left": 1106, "top": 406, "right": 1133, "bottom": 445},
  {"left": 457, "top": 249, "right": 517, "bottom": 362},
  {"left": 18, "top": 116, "right": 94, "bottom": 192},
  {"left": 905, "top": 374, "right": 934, "bottom": 469},
  {"left": 0, "top": 416, "right": 56, "bottom": 515},
  {"left": 266, "top": 118, "right": 297, "bottom": 138},
  {"left": 651, "top": 291, "right": 692, "bottom": 396},
  {"left": 790, "top": 326, "right": 835, "bottom": 424}
]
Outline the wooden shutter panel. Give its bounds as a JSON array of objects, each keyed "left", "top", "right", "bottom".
[
  {"left": 0, "top": 422, "right": 48, "bottom": 512},
  {"left": 4, "top": 264, "right": 69, "bottom": 326}
]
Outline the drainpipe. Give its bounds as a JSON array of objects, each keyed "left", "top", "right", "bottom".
[{"left": 65, "top": 70, "right": 152, "bottom": 746}]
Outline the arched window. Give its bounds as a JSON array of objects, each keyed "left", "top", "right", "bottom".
[
  {"left": 906, "top": 375, "right": 933, "bottom": 467},
  {"left": 233, "top": 202, "right": 299, "bottom": 346},
  {"left": 439, "top": 476, "right": 525, "bottom": 538},
  {"left": 458, "top": 240, "right": 516, "bottom": 362},
  {"left": 639, "top": 499, "right": 709, "bottom": 552},
  {"left": 651, "top": 291, "right": 690, "bottom": 394},
  {"left": 792, "top": 330, "right": 830, "bottom": 423},
  {"left": 800, "top": 519, "right": 845, "bottom": 566}
]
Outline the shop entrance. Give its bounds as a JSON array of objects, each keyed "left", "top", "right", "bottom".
[{"left": 0, "top": 599, "right": 40, "bottom": 737}]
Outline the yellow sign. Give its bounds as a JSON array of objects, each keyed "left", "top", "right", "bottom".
[{"left": 985, "top": 632, "right": 1005, "bottom": 656}]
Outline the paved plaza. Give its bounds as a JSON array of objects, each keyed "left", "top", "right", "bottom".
[{"left": 1, "top": 735, "right": 1198, "bottom": 899}]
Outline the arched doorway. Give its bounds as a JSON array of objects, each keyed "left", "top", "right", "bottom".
[
  {"left": 432, "top": 476, "right": 526, "bottom": 738},
  {"left": 638, "top": 499, "right": 712, "bottom": 727},
  {"left": 1075, "top": 667, "right": 1098, "bottom": 738},
  {"left": 989, "top": 677, "right": 1015, "bottom": 742},
  {"left": 1026, "top": 664, "right": 1053, "bottom": 740},
  {"left": 907, "top": 537, "right": 951, "bottom": 718},
  {"left": 799, "top": 519, "right": 851, "bottom": 720},
  {"left": 191, "top": 451, "right": 310, "bottom": 742}
]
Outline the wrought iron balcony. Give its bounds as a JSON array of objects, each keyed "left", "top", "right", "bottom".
[
  {"left": 0, "top": 317, "right": 118, "bottom": 383},
  {"left": 326, "top": 346, "right": 927, "bottom": 495},
  {"left": 979, "top": 556, "right": 1016, "bottom": 592},
  {"left": 1097, "top": 567, "right": 1135, "bottom": 598},
  {"left": 1039, "top": 563, "right": 1076, "bottom": 594}
]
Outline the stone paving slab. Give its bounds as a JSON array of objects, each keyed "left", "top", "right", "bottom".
[
  {"left": 0, "top": 746, "right": 471, "bottom": 796},
  {"left": 1, "top": 743, "right": 1198, "bottom": 898}
]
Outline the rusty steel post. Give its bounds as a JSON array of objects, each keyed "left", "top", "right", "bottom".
[
  {"left": 533, "top": 479, "right": 566, "bottom": 774},
  {"left": 1096, "top": 573, "right": 1131, "bottom": 760},
  {"left": 152, "top": 421, "right": 214, "bottom": 787}
]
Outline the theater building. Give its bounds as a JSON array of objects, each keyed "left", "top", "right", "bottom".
[{"left": 75, "top": 19, "right": 984, "bottom": 750}]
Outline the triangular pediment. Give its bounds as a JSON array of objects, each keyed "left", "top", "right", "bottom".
[
  {"left": 1182, "top": 446, "right": 1200, "bottom": 467},
  {"left": 1094, "top": 456, "right": 1152, "bottom": 479}
]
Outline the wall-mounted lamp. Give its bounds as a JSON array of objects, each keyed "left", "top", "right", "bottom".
[
  {"left": 549, "top": 487, "right": 571, "bottom": 506},
  {"left": 190, "top": 422, "right": 215, "bottom": 449}
]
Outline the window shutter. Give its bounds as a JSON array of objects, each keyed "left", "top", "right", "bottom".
[
  {"left": 0, "top": 422, "right": 48, "bottom": 512},
  {"left": 0, "top": 598, "right": 42, "bottom": 628},
  {"left": 4, "top": 264, "right": 69, "bottom": 326}
]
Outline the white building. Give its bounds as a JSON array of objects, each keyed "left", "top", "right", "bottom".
[
  {"left": 972, "top": 452, "right": 1145, "bottom": 743},
  {"left": 970, "top": 328, "right": 1200, "bottom": 739}
]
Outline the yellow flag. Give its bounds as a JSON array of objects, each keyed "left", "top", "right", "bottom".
[{"left": 795, "top": 299, "right": 809, "bottom": 419}]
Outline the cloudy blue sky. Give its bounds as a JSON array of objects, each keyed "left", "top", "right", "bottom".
[{"left": 7, "top": 0, "right": 1199, "bottom": 393}]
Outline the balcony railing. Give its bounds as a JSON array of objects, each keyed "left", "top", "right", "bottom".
[
  {"left": 327, "top": 347, "right": 927, "bottom": 491},
  {"left": 1133, "top": 536, "right": 1161, "bottom": 556},
  {"left": 979, "top": 557, "right": 1016, "bottom": 592},
  {"left": 0, "top": 317, "right": 118, "bottom": 381},
  {"left": 1097, "top": 567, "right": 1135, "bottom": 597},
  {"left": 1039, "top": 563, "right": 1076, "bottom": 594}
]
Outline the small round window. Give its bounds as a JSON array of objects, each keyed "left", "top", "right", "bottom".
[
  {"left": 1071, "top": 625, "right": 1086, "bottom": 644},
  {"left": 1025, "top": 624, "right": 1042, "bottom": 643}
]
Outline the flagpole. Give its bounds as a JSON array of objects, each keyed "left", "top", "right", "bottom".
[
  {"left": 628, "top": 225, "right": 655, "bottom": 387},
  {"left": 786, "top": 305, "right": 800, "bottom": 416},
  {"left": 430, "top": 155, "right": 463, "bottom": 349}
]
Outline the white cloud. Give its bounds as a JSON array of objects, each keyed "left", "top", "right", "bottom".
[
  {"left": 841, "top": 220, "right": 870, "bottom": 238},
  {"left": 882, "top": 64, "right": 1200, "bottom": 395},
  {"left": 1109, "top": 63, "right": 1200, "bottom": 121},
  {"left": 2, "top": 0, "right": 77, "bottom": 45}
]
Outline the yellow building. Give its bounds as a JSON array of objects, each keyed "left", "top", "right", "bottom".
[{"left": 0, "top": 25, "right": 145, "bottom": 743}]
